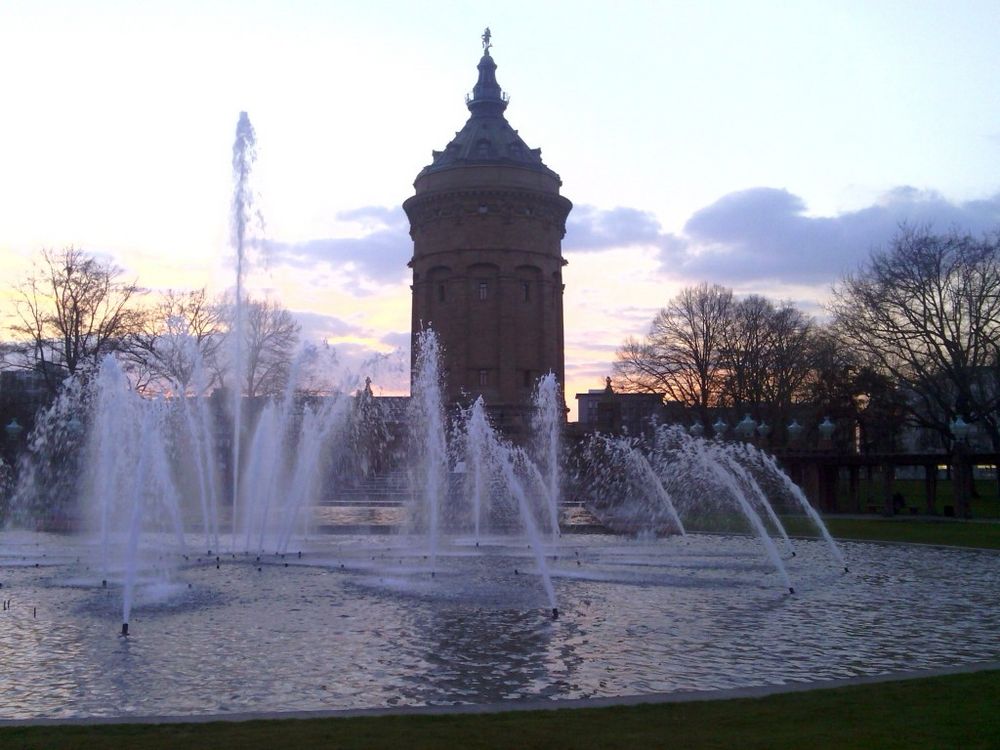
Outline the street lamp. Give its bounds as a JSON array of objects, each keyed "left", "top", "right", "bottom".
[
  {"left": 756, "top": 421, "right": 772, "bottom": 439},
  {"left": 818, "top": 416, "right": 836, "bottom": 441},
  {"left": 688, "top": 422, "right": 705, "bottom": 438},
  {"left": 949, "top": 415, "right": 973, "bottom": 519},
  {"left": 712, "top": 417, "right": 728, "bottom": 438}
]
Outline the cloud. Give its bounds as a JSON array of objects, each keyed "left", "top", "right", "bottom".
[
  {"left": 564, "top": 205, "right": 682, "bottom": 254},
  {"left": 566, "top": 360, "right": 618, "bottom": 383},
  {"left": 379, "top": 330, "right": 410, "bottom": 349},
  {"left": 267, "top": 206, "right": 411, "bottom": 289},
  {"left": 675, "top": 187, "right": 1000, "bottom": 285},
  {"left": 268, "top": 190, "right": 1000, "bottom": 299},
  {"left": 291, "top": 310, "right": 367, "bottom": 342}
]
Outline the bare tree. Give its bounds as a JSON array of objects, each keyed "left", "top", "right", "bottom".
[
  {"left": 615, "top": 283, "right": 733, "bottom": 419},
  {"left": 125, "top": 288, "right": 225, "bottom": 394},
  {"left": 234, "top": 298, "right": 301, "bottom": 399},
  {"left": 9, "top": 247, "right": 143, "bottom": 394},
  {"left": 719, "top": 295, "right": 773, "bottom": 411},
  {"left": 829, "top": 226, "right": 1000, "bottom": 449},
  {"left": 720, "top": 295, "right": 816, "bottom": 423}
]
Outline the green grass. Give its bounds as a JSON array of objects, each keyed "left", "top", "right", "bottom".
[
  {"left": 783, "top": 516, "right": 1000, "bottom": 549},
  {"left": 685, "top": 514, "right": 1000, "bottom": 549},
  {"left": 2, "top": 669, "right": 997, "bottom": 750},
  {"left": 837, "top": 477, "right": 1000, "bottom": 518}
]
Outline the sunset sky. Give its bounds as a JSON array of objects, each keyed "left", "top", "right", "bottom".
[{"left": 2, "top": 1, "right": 999, "bottom": 416}]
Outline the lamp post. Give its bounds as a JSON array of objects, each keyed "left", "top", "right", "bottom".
[
  {"left": 950, "top": 416, "right": 972, "bottom": 519},
  {"left": 688, "top": 422, "right": 704, "bottom": 439},
  {"left": 712, "top": 417, "right": 728, "bottom": 439}
]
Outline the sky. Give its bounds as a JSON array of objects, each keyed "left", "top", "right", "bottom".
[{"left": 2, "top": 0, "right": 999, "bottom": 417}]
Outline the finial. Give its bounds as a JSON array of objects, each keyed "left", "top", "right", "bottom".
[
  {"left": 605, "top": 376, "right": 613, "bottom": 393},
  {"left": 482, "top": 27, "right": 492, "bottom": 55}
]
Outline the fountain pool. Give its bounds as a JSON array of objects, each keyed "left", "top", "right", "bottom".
[{"left": 1, "top": 529, "right": 998, "bottom": 720}]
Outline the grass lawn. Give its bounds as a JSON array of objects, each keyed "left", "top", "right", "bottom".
[
  {"left": 686, "top": 514, "right": 1000, "bottom": 549},
  {"left": 836, "top": 476, "right": 1000, "bottom": 518},
  {"left": 784, "top": 515, "right": 1000, "bottom": 549},
  {"left": 2, "top": 669, "right": 997, "bottom": 750}
]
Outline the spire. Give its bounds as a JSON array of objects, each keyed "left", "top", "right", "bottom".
[
  {"left": 416, "top": 28, "right": 556, "bottom": 179},
  {"left": 466, "top": 28, "right": 508, "bottom": 116}
]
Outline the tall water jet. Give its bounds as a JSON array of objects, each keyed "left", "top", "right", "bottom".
[
  {"left": 460, "top": 398, "right": 558, "bottom": 612},
  {"left": 409, "top": 330, "right": 448, "bottom": 568},
  {"left": 230, "top": 111, "right": 257, "bottom": 548},
  {"left": 531, "top": 374, "right": 563, "bottom": 538},
  {"left": 464, "top": 397, "right": 492, "bottom": 542},
  {"left": 506, "top": 446, "right": 559, "bottom": 613}
]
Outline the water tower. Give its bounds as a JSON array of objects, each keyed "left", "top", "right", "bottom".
[{"left": 404, "top": 30, "right": 572, "bottom": 429}]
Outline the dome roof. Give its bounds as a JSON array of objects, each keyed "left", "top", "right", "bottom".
[{"left": 417, "top": 43, "right": 558, "bottom": 180}]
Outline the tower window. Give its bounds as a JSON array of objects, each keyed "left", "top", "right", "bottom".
[
  {"left": 522, "top": 282, "right": 530, "bottom": 302},
  {"left": 438, "top": 284, "right": 446, "bottom": 303},
  {"left": 478, "top": 281, "right": 488, "bottom": 300},
  {"left": 479, "top": 369, "right": 489, "bottom": 386}
]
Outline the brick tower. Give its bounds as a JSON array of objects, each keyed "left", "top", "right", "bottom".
[{"left": 404, "top": 30, "right": 572, "bottom": 428}]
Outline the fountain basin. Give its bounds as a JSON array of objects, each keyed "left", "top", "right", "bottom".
[{"left": 1, "top": 530, "right": 997, "bottom": 721}]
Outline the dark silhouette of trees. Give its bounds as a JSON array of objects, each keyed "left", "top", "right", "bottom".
[
  {"left": 236, "top": 298, "right": 301, "bottom": 399},
  {"left": 829, "top": 226, "right": 1000, "bottom": 450},
  {"left": 615, "top": 284, "right": 817, "bottom": 428},
  {"left": 124, "top": 292, "right": 301, "bottom": 400},
  {"left": 9, "top": 247, "right": 143, "bottom": 394},
  {"left": 720, "top": 295, "right": 815, "bottom": 424},
  {"left": 615, "top": 283, "right": 733, "bottom": 419},
  {"left": 125, "top": 288, "right": 225, "bottom": 394}
]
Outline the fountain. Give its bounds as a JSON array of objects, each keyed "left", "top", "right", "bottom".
[{"left": 0, "top": 113, "right": 998, "bottom": 721}]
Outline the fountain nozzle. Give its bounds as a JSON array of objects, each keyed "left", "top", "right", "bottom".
[
  {"left": 552, "top": 608, "right": 559, "bottom": 620},
  {"left": 121, "top": 623, "right": 129, "bottom": 637},
  {"left": 844, "top": 566, "right": 849, "bottom": 573},
  {"left": 788, "top": 587, "right": 795, "bottom": 595}
]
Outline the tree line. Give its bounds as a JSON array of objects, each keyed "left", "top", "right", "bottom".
[
  {"left": 615, "top": 226, "right": 1000, "bottom": 453},
  {"left": 2, "top": 246, "right": 301, "bottom": 401}
]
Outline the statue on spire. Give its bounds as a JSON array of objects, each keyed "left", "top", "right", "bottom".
[{"left": 481, "top": 27, "right": 492, "bottom": 55}]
